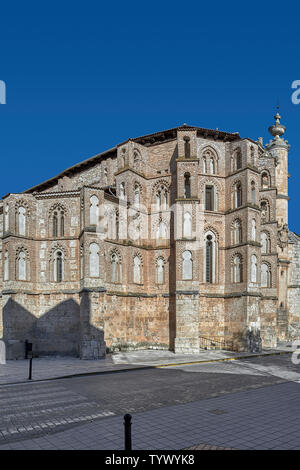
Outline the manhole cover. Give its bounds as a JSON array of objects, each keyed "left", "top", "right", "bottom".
[{"left": 208, "top": 409, "right": 228, "bottom": 415}]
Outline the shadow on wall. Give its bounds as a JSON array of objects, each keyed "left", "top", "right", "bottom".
[{"left": 2, "top": 292, "right": 106, "bottom": 360}]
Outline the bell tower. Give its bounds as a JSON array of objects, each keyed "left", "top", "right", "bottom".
[{"left": 266, "top": 109, "right": 290, "bottom": 335}]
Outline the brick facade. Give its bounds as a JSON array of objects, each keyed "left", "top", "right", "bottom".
[{"left": 0, "top": 116, "right": 299, "bottom": 358}]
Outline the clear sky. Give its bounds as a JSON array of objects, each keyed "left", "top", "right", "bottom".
[{"left": 1, "top": 1, "right": 300, "bottom": 232}]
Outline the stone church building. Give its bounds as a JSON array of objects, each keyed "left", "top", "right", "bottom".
[{"left": 1, "top": 111, "right": 300, "bottom": 358}]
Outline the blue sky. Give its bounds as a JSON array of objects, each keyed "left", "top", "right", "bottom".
[{"left": 1, "top": 1, "right": 300, "bottom": 232}]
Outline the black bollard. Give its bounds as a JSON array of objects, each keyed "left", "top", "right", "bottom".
[
  {"left": 28, "top": 355, "right": 33, "bottom": 380},
  {"left": 124, "top": 414, "right": 132, "bottom": 450}
]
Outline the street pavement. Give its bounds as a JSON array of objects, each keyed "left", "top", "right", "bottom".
[
  {"left": 0, "top": 353, "right": 299, "bottom": 450},
  {"left": 0, "top": 348, "right": 291, "bottom": 385}
]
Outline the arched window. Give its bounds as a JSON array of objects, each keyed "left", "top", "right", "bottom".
[
  {"left": 251, "top": 181, "right": 256, "bottom": 204},
  {"left": 156, "top": 257, "right": 165, "bottom": 284},
  {"left": 133, "top": 255, "right": 142, "bottom": 284},
  {"left": 250, "top": 146, "right": 255, "bottom": 165},
  {"left": 251, "top": 219, "right": 256, "bottom": 241},
  {"left": 53, "top": 212, "right": 58, "bottom": 237},
  {"left": 232, "top": 219, "right": 242, "bottom": 244},
  {"left": 261, "top": 172, "right": 269, "bottom": 189},
  {"left": 18, "top": 207, "right": 26, "bottom": 236},
  {"left": 206, "top": 235, "right": 213, "bottom": 282},
  {"left": 90, "top": 195, "right": 99, "bottom": 225},
  {"left": 60, "top": 213, "right": 65, "bottom": 236},
  {"left": 233, "top": 182, "right": 242, "bottom": 208},
  {"left": 183, "top": 212, "right": 192, "bottom": 238},
  {"left": 183, "top": 136, "right": 190, "bottom": 158},
  {"left": 182, "top": 250, "right": 193, "bottom": 280},
  {"left": 184, "top": 173, "right": 191, "bottom": 198},
  {"left": 80, "top": 245, "right": 84, "bottom": 279},
  {"left": 261, "top": 263, "right": 271, "bottom": 288},
  {"left": 4, "top": 251, "right": 9, "bottom": 281},
  {"left": 111, "top": 251, "right": 122, "bottom": 283},
  {"left": 89, "top": 243, "right": 100, "bottom": 277},
  {"left": 156, "top": 186, "right": 168, "bottom": 210},
  {"left": 18, "top": 251, "right": 26, "bottom": 281},
  {"left": 4, "top": 205, "right": 9, "bottom": 232},
  {"left": 134, "top": 184, "right": 140, "bottom": 206},
  {"left": 156, "top": 221, "right": 167, "bottom": 240},
  {"left": 261, "top": 232, "right": 270, "bottom": 253},
  {"left": 232, "top": 255, "right": 242, "bottom": 283},
  {"left": 120, "top": 182, "right": 125, "bottom": 200},
  {"left": 133, "top": 151, "right": 139, "bottom": 169},
  {"left": 54, "top": 250, "right": 64, "bottom": 283},
  {"left": 204, "top": 231, "right": 217, "bottom": 283},
  {"left": 52, "top": 207, "right": 65, "bottom": 237},
  {"left": 202, "top": 148, "right": 218, "bottom": 175},
  {"left": 250, "top": 255, "right": 257, "bottom": 283},
  {"left": 236, "top": 149, "right": 242, "bottom": 170},
  {"left": 115, "top": 211, "right": 119, "bottom": 240},
  {"left": 261, "top": 200, "right": 269, "bottom": 223}
]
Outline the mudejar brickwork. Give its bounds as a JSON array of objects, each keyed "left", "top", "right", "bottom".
[{"left": 1, "top": 112, "right": 300, "bottom": 358}]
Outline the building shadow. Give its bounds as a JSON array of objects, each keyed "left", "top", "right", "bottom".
[{"left": 2, "top": 293, "right": 105, "bottom": 359}]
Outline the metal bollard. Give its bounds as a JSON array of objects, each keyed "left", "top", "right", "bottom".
[
  {"left": 28, "top": 354, "right": 33, "bottom": 380},
  {"left": 124, "top": 414, "right": 132, "bottom": 450}
]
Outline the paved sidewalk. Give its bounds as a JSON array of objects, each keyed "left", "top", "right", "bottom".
[
  {"left": 0, "top": 348, "right": 291, "bottom": 385},
  {"left": 0, "top": 381, "right": 298, "bottom": 450}
]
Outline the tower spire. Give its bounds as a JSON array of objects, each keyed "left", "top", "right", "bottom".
[{"left": 268, "top": 106, "right": 286, "bottom": 139}]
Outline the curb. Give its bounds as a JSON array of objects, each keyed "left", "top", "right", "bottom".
[{"left": 0, "top": 350, "right": 292, "bottom": 387}]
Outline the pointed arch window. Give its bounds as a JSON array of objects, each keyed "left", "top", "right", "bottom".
[
  {"left": 133, "top": 255, "right": 142, "bottom": 284},
  {"left": 250, "top": 255, "right": 257, "bottom": 283},
  {"left": 182, "top": 250, "right": 193, "bottom": 280},
  {"left": 52, "top": 208, "right": 65, "bottom": 237},
  {"left": 206, "top": 235, "right": 213, "bottom": 283},
  {"left": 110, "top": 251, "right": 122, "bottom": 283},
  {"left": 184, "top": 173, "right": 191, "bottom": 198},
  {"left": 236, "top": 150, "right": 242, "bottom": 170},
  {"left": 18, "top": 206, "right": 26, "bottom": 236},
  {"left": 89, "top": 243, "right": 100, "bottom": 277},
  {"left": 90, "top": 195, "right": 99, "bottom": 225},
  {"left": 134, "top": 184, "right": 140, "bottom": 206},
  {"left": 156, "top": 258, "right": 165, "bottom": 284},
  {"left": 232, "top": 255, "right": 242, "bottom": 283},
  {"left": 261, "top": 200, "right": 269, "bottom": 223},
  {"left": 4, "top": 251, "right": 9, "bottom": 281},
  {"left": 120, "top": 182, "right": 125, "bottom": 200},
  {"left": 53, "top": 212, "right": 58, "bottom": 237},
  {"left": 156, "top": 186, "right": 168, "bottom": 210},
  {"left": 54, "top": 250, "right": 64, "bottom": 283},
  {"left": 60, "top": 213, "right": 65, "bottom": 236},
  {"left": 251, "top": 219, "right": 256, "bottom": 241},
  {"left": 261, "top": 232, "right": 270, "bottom": 253},
  {"left": 233, "top": 182, "right": 242, "bottom": 208},
  {"left": 261, "top": 263, "right": 271, "bottom": 288},
  {"left": 183, "top": 136, "right": 190, "bottom": 158},
  {"left": 133, "top": 151, "right": 141, "bottom": 172},
  {"left": 251, "top": 181, "right": 256, "bottom": 204},
  {"left": 183, "top": 212, "right": 192, "bottom": 238},
  {"left": 4, "top": 205, "right": 9, "bottom": 232},
  {"left": 261, "top": 172, "right": 269, "bottom": 189},
  {"left": 204, "top": 232, "right": 217, "bottom": 283},
  {"left": 18, "top": 251, "right": 26, "bottom": 281},
  {"left": 156, "top": 221, "right": 167, "bottom": 241},
  {"left": 232, "top": 219, "right": 242, "bottom": 244}
]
